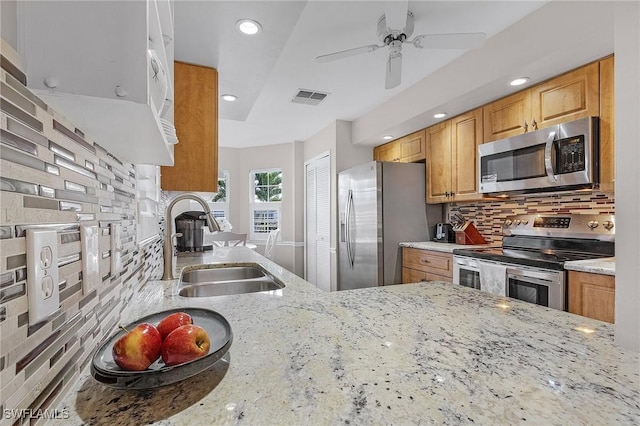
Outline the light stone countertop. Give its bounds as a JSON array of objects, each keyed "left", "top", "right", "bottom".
[
  {"left": 52, "top": 247, "right": 638, "bottom": 425},
  {"left": 564, "top": 257, "right": 616, "bottom": 276},
  {"left": 399, "top": 241, "right": 491, "bottom": 253}
]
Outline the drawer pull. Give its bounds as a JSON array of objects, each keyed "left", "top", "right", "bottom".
[{"left": 420, "top": 259, "right": 429, "bottom": 263}]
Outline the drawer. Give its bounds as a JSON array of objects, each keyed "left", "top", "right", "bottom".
[
  {"left": 402, "top": 248, "right": 453, "bottom": 278},
  {"left": 402, "top": 267, "right": 453, "bottom": 284}
]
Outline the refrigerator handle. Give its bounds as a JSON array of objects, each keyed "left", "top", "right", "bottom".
[{"left": 346, "top": 190, "right": 355, "bottom": 268}]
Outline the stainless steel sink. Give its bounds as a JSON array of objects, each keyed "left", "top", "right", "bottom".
[{"left": 178, "top": 265, "right": 284, "bottom": 297}]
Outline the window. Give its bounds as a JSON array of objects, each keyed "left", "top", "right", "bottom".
[
  {"left": 250, "top": 169, "right": 282, "bottom": 240},
  {"left": 195, "top": 171, "right": 229, "bottom": 221}
]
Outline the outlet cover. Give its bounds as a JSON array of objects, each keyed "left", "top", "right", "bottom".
[
  {"left": 26, "top": 229, "right": 60, "bottom": 325},
  {"left": 80, "top": 225, "right": 99, "bottom": 295}
]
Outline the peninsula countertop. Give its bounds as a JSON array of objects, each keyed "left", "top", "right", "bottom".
[{"left": 53, "top": 248, "right": 639, "bottom": 425}]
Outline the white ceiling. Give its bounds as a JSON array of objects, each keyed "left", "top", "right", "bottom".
[{"left": 173, "top": 1, "right": 552, "bottom": 148}]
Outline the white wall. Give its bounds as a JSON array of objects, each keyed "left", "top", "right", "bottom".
[
  {"left": 0, "top": 0, "right": 18, "bottom": 49},
  {"left": 613, "top": 1, "right": 640, "bottom": 352}
]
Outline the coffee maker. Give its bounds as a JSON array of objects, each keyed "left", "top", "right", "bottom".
[{"left": 434, "top": 223, "right": 455, "bottom": 243}]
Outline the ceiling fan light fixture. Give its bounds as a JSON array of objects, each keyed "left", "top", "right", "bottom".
[
  {"left": 510, "top": 77, "right": 530, "bottom": 86},
  {"left": 221, "top": 94, "right": 238, "bottom": 102},
  {"left": 236, "top": 19, "right": 262, "bottom": 36},
  {"left": 433, "top": 112, "right": 447, "bottom": 119}
]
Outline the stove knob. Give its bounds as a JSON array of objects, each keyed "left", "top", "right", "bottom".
[
  {"left": 514, "top": 219, "right": 521, "bottom": 225},
  {"left": 521, "top": 219, "right": 528, "bottom": 225},
  {"left": 504, "top": 219, "right": 513, "bottom": 226},
  {"left": 587, "top": 220, "right": 599, "bottom": 229},
  {"left": 603, "top": 220, "right": 614, "bottom": 230}
]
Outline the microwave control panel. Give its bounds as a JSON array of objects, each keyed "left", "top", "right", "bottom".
[{"left": 556, "top": 135, "right": 586, "bottom": 174}]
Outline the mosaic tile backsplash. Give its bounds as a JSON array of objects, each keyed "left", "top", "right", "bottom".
[
  {"left": 447, "top": 191, "right": 615, "bottom": 245},
  {"left": 0, "top": 53, "right": 163, "bottom": 424}
]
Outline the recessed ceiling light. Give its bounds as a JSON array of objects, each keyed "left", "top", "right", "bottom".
[
  {"left": 433, "top": 112, "right": 447, "bottom": 119},
  {"left": 221, "top": 94, "right": 237, "bottom": 102},
  {"left": 382, "top": 135, "right": 394, "bottom": 140},
  {"left": 510, "top": 77, "right": 530, "bottom": 86},
  {"left": 236, "top": 19, "right": 262, "bottom": 35}
]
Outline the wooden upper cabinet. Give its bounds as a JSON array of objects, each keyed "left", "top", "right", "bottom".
[
  {"left": 599, "top": 56, "right": 615, "bottom": 192},
  {"left": 483, "top": 62, "right": 601, "bottom": 143},
  {"left": 426, "top": 120, "right": 452, "bottom": 203},
  {"left": 399, "top": 130, "right": 426, "bottom": 162},
  {"left": 568, "top": 271, "right": 615, "bottom": 323},
  {"left": 426, "top": 108, "right": 483, "bottom": 204},
  {"left": 530, "top": 62, "right": 600, "bottom": 130},
  {"left": 373, "top": 141, "right": 401, "bottom": 162},
  {"left": 483, "top": 90, "right": 531, "bottom": 142},
  {"left": 373, "top": 130, "right": 425, "bottom": 163},
  {"left": 161, "top": 62, "right": 218, "bottom": 192},
  {"left": 451, "top": 108, "right": 483, "bottom": 201}
]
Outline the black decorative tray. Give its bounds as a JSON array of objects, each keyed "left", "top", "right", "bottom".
[{"left": 91, "top": 308, "right": 232, "bottom": 389}]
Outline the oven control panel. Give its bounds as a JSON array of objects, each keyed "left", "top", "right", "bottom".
[{"left": 502, "top": 214, "right": 615, "bottom": 241}]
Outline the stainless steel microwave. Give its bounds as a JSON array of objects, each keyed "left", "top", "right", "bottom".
[{"left": 478, "top": 117, "right": 598, "bottom": 194}]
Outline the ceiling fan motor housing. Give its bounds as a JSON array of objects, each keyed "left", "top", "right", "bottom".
[{"left": 378, "top": 11, "right": 415, "bottom": 44}]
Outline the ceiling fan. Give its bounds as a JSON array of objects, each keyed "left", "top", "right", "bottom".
[{"left": 315, "top": 5, "right": 486, "bottom": 89}]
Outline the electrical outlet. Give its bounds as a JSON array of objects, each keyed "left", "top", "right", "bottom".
[
  {"left": 110, "top": 223, "right": 122, "bottom": 275},
  {"left": 26, "top": 229, "right": 60, "bottom": 325},
  {"left": 80, "top": 225, "right": 99, "bottom": 295}
]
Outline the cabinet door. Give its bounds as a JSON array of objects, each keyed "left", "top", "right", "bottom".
[
  {"left": 530, "top": 62, "right": 599, "bottom": 130},
  {"left": 161, "top": 62, "right": 218, "bottom": 191},
  {"left": 399, "top": 130, "right": 426, "bottom": 162},
  {"left": 483, "top": 90, "right": 531, "bottom": 142},
  {"left": 425, "top": 121, "right": 452, "bottom": 203},
  {"left": 599, "top": 56, "right": 615, "bottom": 192},
  {"left": 402, "top": 267, "right": 427, "bottom": 284},
  {"left": 568, "top": 271, "right": 615, "bottom": 323},
  {"left": 451, "top": 108, "right": 483, "bottom": 201},
  {"left": 373, "top": 141, "right": 401, "bottom": 162}
]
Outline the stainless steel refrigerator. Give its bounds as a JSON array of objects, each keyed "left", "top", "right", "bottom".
[{"left": 338, "top": 161, "right": 443, "bottom": 290}]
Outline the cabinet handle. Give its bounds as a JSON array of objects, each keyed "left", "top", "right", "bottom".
[
  {"left": 450, "top": 191, "right": 455, "bottom": 197},
  {"left": 531, "top": 118, "right": 538, "bottom": 131},
  {"left": 420, "top": 259, "right": 429, "bottom": 264},
  {"left": 523, "top": 120, "right": 528, "bottom": 132},
  {"left": 445, "top": 191, "right": 450, "bottom": 197}
]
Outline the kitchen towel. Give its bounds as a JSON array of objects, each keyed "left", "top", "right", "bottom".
[{"left": 479, "top": 262, "right": 507, "bottom": 296}]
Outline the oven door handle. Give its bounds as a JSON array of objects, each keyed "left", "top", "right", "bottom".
[
  {"left": 507, "top": 270, "right": 560, "bottom": 285},
  {"left": 544, "top": 131, "right": 559, "bottom": 182}
]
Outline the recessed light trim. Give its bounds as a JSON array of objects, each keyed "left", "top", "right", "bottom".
[
  {"left": 510, "top": 77, "right": 530, "bottom": 86},
  {"left": 433, "top": 112, "right": 447, "bottom": 119},
  {"left": 382, "top": 135, "right": 394, "bottom": 140},
  {"left": 236, "top": 19, "right": 262, "bottom": 35},
  {"left": 221, "top": 94, "right": 238, "bottom": 102}
]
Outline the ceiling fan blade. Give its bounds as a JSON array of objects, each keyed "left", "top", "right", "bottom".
[
  {"left": 384, "top": 0, "right": 409, "bottom": 31},
  {"left": 316, "top": 44, "right": 383, "bottom": 63},
  {"left": 411, "top": 33, "right": 487, "bottom": 50},
  {"left": 385, "top": 52, "right": 402, "bottom": 89}
]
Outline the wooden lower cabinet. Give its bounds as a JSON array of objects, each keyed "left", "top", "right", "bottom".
[
  {"left": 402, "top": 248, "right": 453, "bottom": 283},
  {"left": 568, "top": 271, "right": 615, "bottom": 323}
]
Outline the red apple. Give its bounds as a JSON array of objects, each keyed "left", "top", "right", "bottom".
[
  {"left": 112, "top": 323, "right": 162, "bottom": 371},
  {"left": 157, "top": 312, "right": 193, "bottom": 340},
  {"left": 161, "top": 324, "right": 211, "bottom": 366}
]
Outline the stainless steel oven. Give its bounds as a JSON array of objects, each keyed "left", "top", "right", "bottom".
[
  {"left": 453, "top": 256, "right": 565, "bottom": 309},
  {"left": 478, "top": 117, "right": 598, "bottom": 194},
  {"left": 452, "top": 214, "right": 615, "bottom": 312}
]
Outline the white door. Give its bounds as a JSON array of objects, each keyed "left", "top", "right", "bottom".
[{"left": 305, "top": 154, "right": 331, "bottom": 291}]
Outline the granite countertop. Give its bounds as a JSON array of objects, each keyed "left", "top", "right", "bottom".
[
  {"left": 53, "top": 247, "right": 638, "bottom": 425},
  {"left": 399, "top": 241, "right": 490, "bottom": 253},
  {"left": 565, "top": 257, "right": 616, "bottom": 276}
]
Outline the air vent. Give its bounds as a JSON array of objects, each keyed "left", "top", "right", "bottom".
[{"left": 292, "top": 89, "right": 329, "bottom": 106}]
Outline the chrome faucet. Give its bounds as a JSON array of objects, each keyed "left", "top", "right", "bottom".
[{"left": 162, "top": 193, "right": 220, "bottom": 280}]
